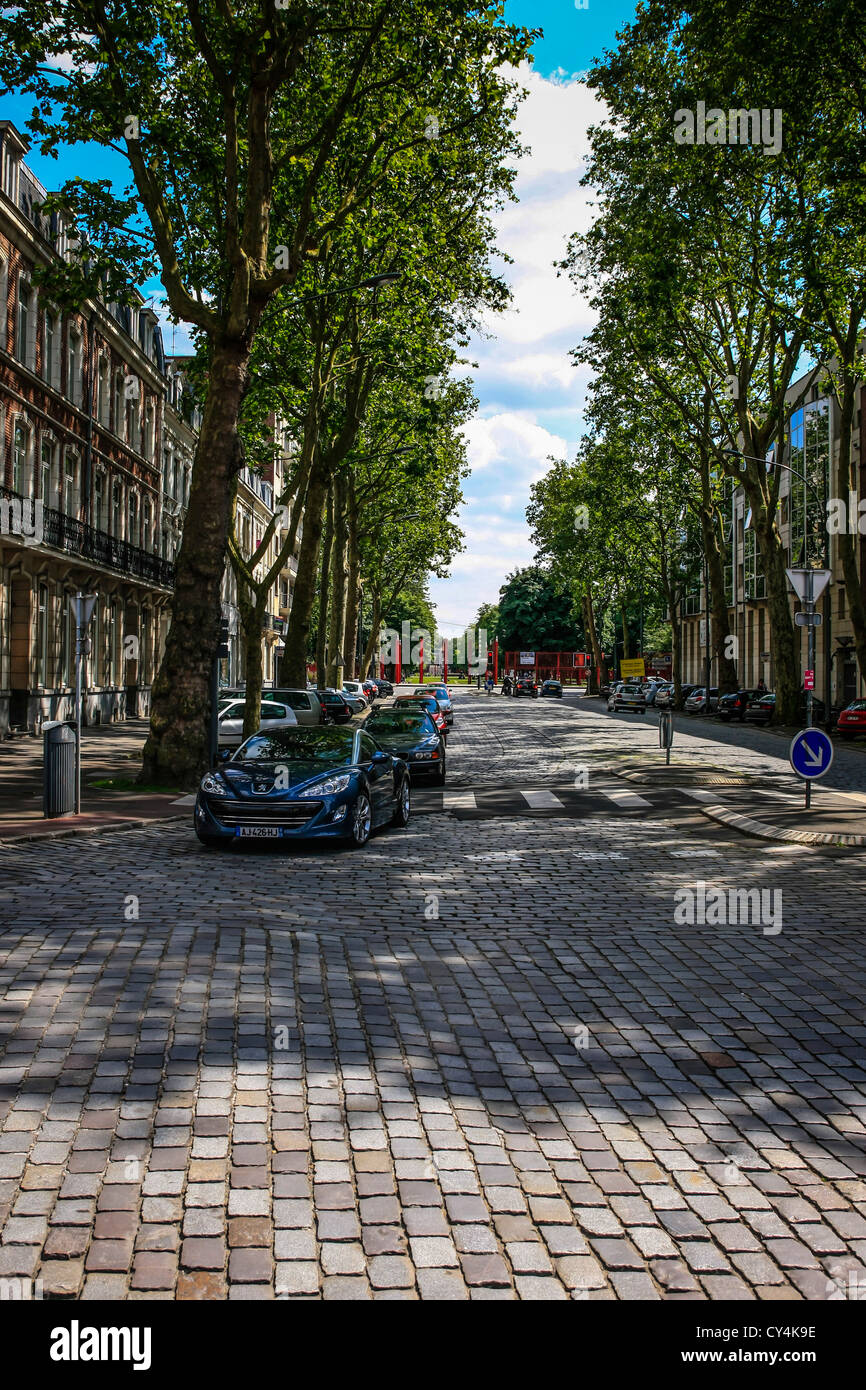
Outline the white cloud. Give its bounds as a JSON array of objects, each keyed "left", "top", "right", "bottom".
[{"left": 431, "top": 65, "right": 602, "bottom": 632}]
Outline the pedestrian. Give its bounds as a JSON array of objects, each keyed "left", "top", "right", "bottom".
[{"left": 756, "top": 677, "right": 767, "bottom": 694}]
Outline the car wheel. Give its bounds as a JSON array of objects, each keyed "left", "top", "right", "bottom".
[
  {"left": 391, "top": 777, "right": 411, "bottom": 827},
  {"left": 349, "top": 792, "right": 372, "bottom": 847}
]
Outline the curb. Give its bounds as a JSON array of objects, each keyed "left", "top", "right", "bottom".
[
  {"left": 0, "top": 811, "right": 188, "bottom": 846},
  {"left": 693, "top": 802, "right": 866, "bottom": 849}
]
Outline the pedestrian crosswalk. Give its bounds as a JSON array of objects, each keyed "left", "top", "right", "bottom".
[{"left": 416, "top": 783, "right": 688, "bottom": 820}]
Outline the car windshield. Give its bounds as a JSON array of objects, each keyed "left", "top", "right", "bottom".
[
  {"left": 395, "top": 696, "right": 437, "bottom": 711},
  {"left": 234, "top": 727, "right": 355, "bottom": 763},
  {"left": 622, "top": 685, "right": 641, "bottom": 694},
  {"left": 368, "top": 713, "right": 434, "bottom": 736},
  {"left": 847, "top": 700, "right": 866, "bottom": 711}
]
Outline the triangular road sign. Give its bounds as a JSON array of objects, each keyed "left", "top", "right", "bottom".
[{"left": 785, "top": 568, "right": 832, "bottom": 603}]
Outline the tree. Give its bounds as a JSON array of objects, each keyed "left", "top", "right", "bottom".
[
  {"left": 496, "top": 567, "right": 579, "bottom": 653},
  {"left": 0, "top": 0, "right": 533, "bottom": 783}
]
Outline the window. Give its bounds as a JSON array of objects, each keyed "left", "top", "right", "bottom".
[
  {"left": 143, "top": 500, "right": 151, "bottom": 554},
  {"left": 788, "top": 400, "right": 829, "bottom": 566},
  {"left": 144, "top": 401, "right": 155, "bottom": 461},
  {"left": 63, "top": 453, "right": 78, "bottom": 517},
  {"left": 93, "top": 472, "right": 105, "bottom": 531},
  {"left": 128, "top": 491, "right": 138, "bottom": 547},
  {"left": 126, "top": 394, "right": 137, "bottom": 446},
  {"left": 112, "top": 480, "right": 122, "bottom": 537},
  {"left": 36, "top": 583, "right": 48, "bottom": 686},
  {"left": 97, "top": 359, "right": 109, "bottom": 425},
  {"left": 744, "top": 527, "right": 766, "bottom": 600},
  {"left": 17, "top": 278, "right": 32, "bottom": 367},
  {"left": 40, "top": 439, "right": 54, "bottom": 505},
  {"left": 59, "top": 593, "right": 72, "bottom": 686},
  {"left": 359, "top": 734, "right": 378, "bottom": 763},
  {"left": 0, "top": 258, "right": 7, "bottom": 346},
  {"left": 67, "top": 327, "right": 82, "bottom": 406},
  {"left": 113, "top": 373, "right": 124, "bottom": 435},
  {"left": 12, "top": 421, "right": 28, "bottom": 494},
  {"left": 44, "top": 311, "right": 57, "bottom": 386},
  {"left": 91, "top": 602, "right": 100, "bottom": 686}
]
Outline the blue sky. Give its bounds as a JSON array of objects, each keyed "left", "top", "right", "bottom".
[{"left": 4, "top": 1, "right": 639, "bottom": 631}]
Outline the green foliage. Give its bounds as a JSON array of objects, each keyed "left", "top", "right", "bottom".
[{"left": 497, "top": 567, "right": 579, "bottom": 652}]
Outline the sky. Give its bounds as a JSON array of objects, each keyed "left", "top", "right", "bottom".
[
  {"left": 429, "top": 0, "right": 639, "bottom": 638},
  {"left": 3, "top": 1, "right": 639, "bottom": 633}
]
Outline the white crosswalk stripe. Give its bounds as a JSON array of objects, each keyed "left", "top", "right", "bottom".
[
  {"left": 520, "top": 789, "right": 565, "bottom": 809},
  {"left": 443, "top": 790, "right": 477, "bottom": 811},
  {"left": 605, "top": 789, "right": 653, "bottom": 810}
]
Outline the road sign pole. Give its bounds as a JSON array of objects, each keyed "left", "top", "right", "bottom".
[{"left": 805, "top": 570, "right": 815, "bottom": 808}]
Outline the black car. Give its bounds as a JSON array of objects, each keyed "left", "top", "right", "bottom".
[
  {"left": 364, "top": 708, "right": 446, "bottom": 783},
  {"left": 540, "top": 679, "right": 563, "bottom": 698},
  {"left": 513, "top": 675, "right": 539, "bottom": 697},
  {"left": 717, "top": 688, "right": 756, "bottom": 722},
  {"left": 371, "top": 678, "right": 394, "bottom": 697},
  {"left": 313, "top": 688, "right": 353, "bottom": 724},
  {"left": 745, "top": 691, "right": 825, "bottom": 726}
]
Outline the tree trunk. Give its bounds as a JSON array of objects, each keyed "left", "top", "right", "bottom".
[
  {"left": 142, "top": 343, "right": 248, "bottom": 787},
  {"left": 582, "top": 589, "right": 607, "bottom": 693},
  {"left": 315, "top": 482, "right": 334, "bottom": 685},
  {"left": 279, "top": 460, "right": 328, "bottom": 688},
  {"left": 242, "top": 602, "right": 266, "bottom": 737},
  {"left": 621, "top": 604, "right": 631, "bottom": 661},
  {"left": 754, "top": 499, "right": 799, "bottom": 723},
  {"left": 670, "top": 595, "right": 684, "bottom": 706},
  {"left": 698, "top": 457, "right": 738, "bottom": 694},
  {"left": 326, "top": 473, "right": 349, "bottom": 687},
  {"left": 361, "top": 593, "right": 382, "bottom": 679},
  {"left": 343, "top": 494, "right": 361, "bottom": 681},
  {"left": 835, "top": 374, "right": 866, "bottom": 684}
]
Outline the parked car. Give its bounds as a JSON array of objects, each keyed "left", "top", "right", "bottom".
[
  {"left": 195, "top": 725, "right": 411, "bottom": 849},
  {"left": 836, "top": 699, "right": 866, "bottom": 739},
  {"left": 612, "top": 682, "right": 647, "bottom": 713},
  {"left": 371, "top": 678, "right": 394, "bottom": 697},
  {"left": 684, "top": 686, "right": 720, "bottom": 714},
  {"left": 337, "top": 686, "right": 367, "bottom": 715},
  {"left": 392, "top": 693, "right": 448, "bottom": 738},
  {"left": 745, "top": 691, "right": 825, "bottom": 725},
  {"left": 267, "top": 689, "right": 327, "bottom": 727},
  {"left": 641, "top": 680, "right": 667, "bottom": 706},
  {"left": 540, "top": 679, "right": 563, "bottom": 698},
  {"left": 717, "top": 689, "right": 756, "bottom": 722},
  {"left": 342, "top": 680, "right": 369, "bottom": 708},
  {"left": 655, "top": 683, "right": 696, "bottom": 709},
  {"left": 217, "top": 699, "right": 298, "bottom": 749},
  {"left": 422, "top": 684, "right": 454, "bottom": 725},
  {"left": 606, "top": 681, "right": 624, "bottom": 711},
  {"left": 365, "top": 708, "right": 447, "bottom": 783},
  {"left": 313, "top": 689, "right": 353, "bottom": 724}
]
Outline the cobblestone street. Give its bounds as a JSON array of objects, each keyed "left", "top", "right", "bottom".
[{"left": 2, "top": 691, "right": 866, "bottom": 1300}]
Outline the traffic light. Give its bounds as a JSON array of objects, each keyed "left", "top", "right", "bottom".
[
  {"left": 217, "top": 618, "right": 230, "bottom": 659},
  {"left": 487, "top": 649, "right": 493, "bottom": 669}
]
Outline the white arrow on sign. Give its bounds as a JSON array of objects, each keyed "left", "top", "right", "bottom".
[
  {"left": 802, "top": 739, "right": 824, "bottom": 768},
  {"left": 785, "top": 567, "right": 832, "bottom": 602}
]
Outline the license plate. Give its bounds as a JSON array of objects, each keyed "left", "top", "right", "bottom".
[{"left": 235, "top": 826, "right": 283, "bottom": 838}]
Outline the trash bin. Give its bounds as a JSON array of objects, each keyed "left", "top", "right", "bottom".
[{"left": 43, "top": 721, "right": 76, "bottom": 818}]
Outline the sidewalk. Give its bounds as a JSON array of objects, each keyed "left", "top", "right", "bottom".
[
  {"left": 0, "top": 719, "right": 191, "bottom": 842},
  {"left": 574, "top": 695, "right": 866, "bottom": 847}
]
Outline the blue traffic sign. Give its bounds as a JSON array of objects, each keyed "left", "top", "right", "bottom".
[{"left": 789, "top": 727, "right": 834, "bottom": 780}]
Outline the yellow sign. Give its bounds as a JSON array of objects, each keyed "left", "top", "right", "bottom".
[{"left": 620, "top": 658, "right": 646, "bottom": 680}]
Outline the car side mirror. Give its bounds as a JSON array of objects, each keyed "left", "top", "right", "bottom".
[
  {"left": 217, "top": 748, "right": 231, "bottom": 761},
  {"left": 371, "top": 750, "right": 390, "bottom": 764}
]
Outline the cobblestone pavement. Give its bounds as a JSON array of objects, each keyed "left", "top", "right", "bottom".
[{"left": 1, "top": 691, "right": 865, "bottom": 1300}]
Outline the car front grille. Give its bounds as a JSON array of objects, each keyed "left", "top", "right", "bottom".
[{"left": 205, "top": 796, "right": 324, "bottom": 827}]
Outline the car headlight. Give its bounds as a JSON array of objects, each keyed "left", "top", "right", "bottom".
[
  {"left": 298, "top": 773, "right": 352, "bottom": 798},
  {"left": 200, "top": 773, "right": 224, "bottom": 794}
]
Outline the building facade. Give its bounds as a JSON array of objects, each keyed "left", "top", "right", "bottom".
[
  {"left": 680, "top": 369, "right": 866, "bottom": 709},
  {"left": 0, "top": 121, "right": 174, "bottom": 735}
]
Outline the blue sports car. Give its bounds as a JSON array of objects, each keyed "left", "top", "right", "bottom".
[{"left": 194, "top": 725, "right": 411, "bottom": 849}]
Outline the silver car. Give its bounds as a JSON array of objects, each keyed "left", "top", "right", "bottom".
[
  {"left": 613, "top": 682, "right": 646, "bottom": 713},
  {"left": 217, "top": 699, "right": 298, "bottom": 748},
  {"left": 342, "top": 680, "right": 370, "bottom": 708},
  {"left": 338, "top": 687, "right": 367, "bottom": 715},
  {"left": 268, "top": 689, "right": 326, "bottom": 727}
]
